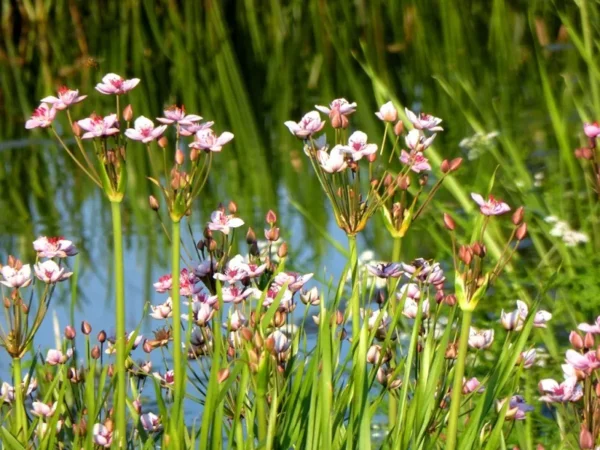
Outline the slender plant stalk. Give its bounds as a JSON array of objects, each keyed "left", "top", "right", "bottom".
[
  {"left": 581, "top": 0, "right": 600, "bottom": 116},
  {"left": 12, "top": 357, "right": 26, "bottom": 441},
  {"left": 348, "top": 235, "right": 359, "bottom": 338},
  {"left": 110, "top": 200, "right": 127, "bottom": 446},
  {"left": 170, "top": 220, "right": 184, "bottom": 429},
  {"left": 446, "top": 308, "right": 473, "bottom": 450},
  {"left": 388, "top": 236, "right": 402, "bottom": 427}
]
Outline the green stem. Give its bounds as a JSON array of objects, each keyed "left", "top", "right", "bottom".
[
  {"left": 388, "top": 237, "right": 402, "bottom": 428},
  {"left": 581, "top": 0, "right": 600, "bottom": 116},
  {"left": 12, "top": 357, "right": 27, "bottom": 441},
  {"left": 170, "top": 220, "right": 184, "bottom": 429},
  {"left": 348, "top": 235, "right": 359, "bottom": 339},
  {"left": 110, "top": 200, "right": 127, "bottom": 446},
  {"left": 446, "top": 308, "right": 473, "bottom": 450}
]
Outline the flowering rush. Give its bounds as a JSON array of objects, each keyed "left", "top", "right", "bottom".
[
  {"left": 284, "top": 111, "right": 325, "bottom": 139},
  {"left": 405, "top": 108, "right": 444, "bottom": 131},
  {"left": 33, "top": 236, "right": 78, "bottom": 258},
  {"left": 77, "top": 114, "right": 120, "bottom": 139},
  {"left": 125, "top": 116, "right": 167, "bottom": 143},
  {"left": 41, "top": 86, "right": 86, "bottom": 110},
  {"left": 315, "top": 98, "right": 357, "bottom": 117},
  {"left": 470, "top": 192, "right": 511, "bottom": 216},
  {"left": 25, "top": 103, "right": 56, "bottom": 129},
  {"left": 157, "top": 105, "right": 203, "bottom": 126},
  {"left": 189, "top": 128, "right": 234, "bottom": 152},
  {"left": 95, "top": 73, "right": 140, "bottom": 95},
  {"left": 207, "top": 209, "right": 244, "bottom": 235}
]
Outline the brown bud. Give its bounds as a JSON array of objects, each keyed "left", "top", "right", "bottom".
[
  {"left": 445, "top": 343, "right": 458, "bottom": 359},
  {"left": 444, "top": 294, "right": 457, "bottom": 307},
  {"left": 512, "top": 206, "right": 525, "bottom": 226},
  {"left": 246, "top": 227, "right": 257, "bottom": 244},
  {"left": 383, "top": 174, "right": 394, "bottom": 187},
  {"left": 393, "top": 120, "right": 404, "bottom": 136},
  {"left": 72, "top": 122, "right": 82, "bottom": 137},
  {"left": 3, "top": 297, "right": 9, "bottom": 309},
  {"left": 203, "top": 226, "right": 213, "bottom": 240},
  {"left": 265, "top": 227, "right": 280, "bottom": 242},
  {"left": 449, "top": 158, "right": 463, "bottom": 172},
  {"left": 217, "top": 368, "right": 230, "bottom": 383},
  {"left": 580, "top": 147, "right": 594, "bottom": 160},
  {"left": 458, "top": 245, "right": 473, "bottom": 265},
  {"left": 419, "top": 174, "right": 429, "bottom": 186},
  {"left": 123, "top": 104, "right": 133, "bottom": 122},
  {"left": 158, "top": 136, "right": 168, "bottom": 149},
  {"left": 596, "top": 345, "right": 600, "bottom": 362},
  {"left": 175, "top": 149, "right": 185, "bottom": 165},
  {"left": 97, "top": 330, "right": 107, "bottom": 344},
  {"left": 107, "top": 364, "right": 114, "bottom": 377},
  {"left": 515, "top": 223, "right": 528, "bottom": 241},
  {"left": 570, "top": 331, "right": 584, "bottom": 350},
  {"left": 596, "top": 382, "right": 600, "bottom": 398},
  {"left": 228, "top": 201, "right": 238, "bottom": 214},
  {"left": 208, "top": 239, "right": 218, "bottom": 252},
  {"left": 335, "top": 310, "right": 345, "bottom": 326},
  {"left": 579, "top": 425, "right": 593, "bottom": 449},
  {"left": 443, "top": 213, "right": 455, "bottom": 231},
  {"left": 330, "top": 110, "right": 343, "bottom": 129},
  {"left": 91, "top": 345, "right": 101, "bottom": 359},
  {"left": 240, "top": 327, "right": 253, "bottom": 342},
  {"left": 149, "top": 195, "right": 160, "bottom": 211},
  {"left": 266, "top": 210, "right": 277, "bottom": 225},
  {"left": 440, "top": 160, "right": 450, "bottom": 174},
  {"left": 81, "top": 321, "right": 92, "bottom": 335},
  {"left": 471, "top": 242, "right": 486, "bottom": 258},
  {"left": 21, "top": 303, "right": 29, "bottom": 314},
  {"left": 65, "top": 325, "right": 76, "bottom": 340},
  {"left": 190, "top": 148, "right": 199, "bottom": 162},
  {"left": 249, "top": 242, "right": 260, "bottom": 256},
  {"left": 367, "top": 152, "right": 377, "bottom": 163},
  {"left": 584, "top": 332, "right": 595, "bottom": 349},
  {"left": 277, "top": 242, "right": 288, "bottom": 259}
]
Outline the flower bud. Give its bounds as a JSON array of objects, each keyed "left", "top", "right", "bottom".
[
  {"left": 21, "top": 303, "right": 29, "bottom": 314},
  {"left": 175, "top": 149, "right": 185, "bottom": 165},
  {"left": 123, "top": 104, "right": 133, "bottom": 122},
  {"left": 445, "top": 342, "right": 458, "bottom": 359},
  {"left": 443, "top": 213, "right": 455, "bottom": 231},
  {"left": 265, "top": 227, "right": 280, "bottom": 242},
  {"left": 266, "top": 210, "right": 277, "bottom": 225},
  {"left": 203, "top": 226, "right": 213, "bottom": 240},
  {"left": 393, "top": 120, "right": 405, "bottom": 136},
  {"left": 190, "top": 147, "right": 199, "bottom": 162},
  {"left": 440, "top": 159, "right": 450, "bottom": 173},
  {"left": 72, "top": 122, "right": 82, "bottom": 137},
  {"left": 449, "top": 158, "right": 463, "bottom": 172},
  {"left": 579, "top": 425, "right": 594, "bottom": 449},
  {"left": 97, "top": 330, "right": 107, "bottom": 344},
  {"left": 444, "top": 294, "right": 457, "bottom": 307},
  {"left": 143, "top": 340, "right": 153, "bottom": 353},
  {"left": 81, "top": 321, "right": 92, "bottom": 335},
  {"left": 419, "top": 174, "right": 429, "bottom": 186},
  {"left": 471, "top": 242, "right": 486, "bottom": 258},
  {"left": 367, "top": 152, "right": 377, "bottom": 163},
  {"left": 65, "top": 325, "right": 76, "bottom": 340},
  {"left": 246, "top": 227, "right": 256, "bottom": 244},
  {"left": 158, "top": 136, "right": 168, "bottom": 149},
  {"left": 149, "top": 195, "right": 160, "bottom": 211},
  {"left": 277, "top": 242, "right": 288, "bottom": 259},
  {"left": 228, "top": 201, "right": 238, "bottom": 214},
  {"left": 217, "top": 368, "right": 230, "bottom": 383},
  {"left": 570, "top": 331, "right": 584, "bottom": 350},
  {"left": 584, "top": 332, "right": 595, "bottom": 349},
  {"left": 512, "top": 206, "right": 525, "bottom": 226},
  {"left": 596, "top": 382, "right": 600, "bottom": 398},
  {"left": 515, "top": 223, "right": 527, "bottom": 241},
  {"left": 91, "top": 345, "right": 101, "bottom": 360}
]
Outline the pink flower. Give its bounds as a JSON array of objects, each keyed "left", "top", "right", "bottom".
[
  {"left": 300, "top": 287, "right": 320, "bottom": 306},
  {"left": 152, "top": 369, "right": 175, "bottom": 386},
  {"left": 157, "top": 105, "right": 202, "bottom": 126},
  {"left": 1, "top": 264, "right": 32, "bottom": 289},
  {"left": 367, "top": 262, "right": 403, "bottom": 279},
  {"left": 189, "top": 128, "right": 234, "bottom": 152},
  {"left": 125, "top": 116, "right": 167, "bottom": 143},
  {"left": 400, "top": 150, "right": 431, "bottom": 173},
  {"left": 402, "top": 298, "right": 430, "bottom": 319},
  {"left": 46, "top": 348, "right": 72, "bottom": 365},
  {"left": 315, "top": 98, "right": 357, "bottom": 116},
  {"left": 95, "top": 73, "right": 140, "bottom": 95},
  {"left": 284, "top": 111, "right": 325, "bottom": 139},
  {"left": 463, "top": 377, "right": 484, "bottom": 394},
  {"left": 401, "top": 259, "right": 445, "bottom": 287},
  {"left": 208, "top": 210, "right": 244, "bottom": 235},
  {"left": 405, "top": 108, "right": 443, "bottom": 131},
  {"left": 77, "top": 114, "right": 120, "bottom": 139},
  {"left": 31, "top": 401, "right": 57, "bottom": 418},
  {"left": 150, "top": 297, "right": 173, "bottom": 319},
  {"left": 397, "top": 283, "right": 421, "bottom": 300},
  {"left": 565, "top": 350, "right": 600, "bottom": 372},
  {"left": 92, "top": 423, "right": 113, "bottom": 447},
  {"left": 404, "top": 129, "right": 436, "bottom": 151},
  {"left": 375, "top": 101, "right": 398, "bottom": 122},
  {"left": 468, "top": 327, "right": 494, "bottom": 349},
  {"left": 256, "top": 285, "right": 293, "bottom": 309},
  {"left": 179, "top": 121, "right": 214, "bottom": 137},
  {"left": 182, "top": 301, "right": 214, "bottom": 326},
  {"left": 41, "top": 86, "right": 87, "bottom": 110},
  {"left": 470, "top": 192, "right": 511, "bottom": 216},
  {"left": 225, "top": 310, "right": 247, "bottom": 331},
  {"left": 34, "top": 260, "right": 73, "bottom": 284},
  {"left": 342, "top": 131, "right": 378, "bottom": 161},
  {"left": 500, "top": 300, "right": 528, "bottom": 331},
  {"left": 194, "top": 259, "right": 218, "bottom": 278},
  {"left": 153, "top": 274, "right": 172, "bottom": 293},
  {"left": 539, "top": 378, "right": 583, "bottom": 403},
  {"left": 268, "top": 330, "right": 290, "bottom": 353},
  {"left": 25, "top": 103, "right": 56, "bottom": 129},
  {"left": 210, "top": 285, "right": 252, "bottom": 304},
  {"left": 361, "top": 309, "right": 391, "bottom": 333},
  {"left": 534, "top": 310, "right": 552, "bottom": 328},
  {"left": 140, "top": 412, "right": 161, "bottom": 432},
  {"left": 497, "top": 395, "right": 533, "bottom": 421},
  {"left": 273, "top": 271, "right": 314, "bottom": 292},
  {"left": 520, "top": 349, "right": 537, "bottom": 369},
  {"left": 153, "top": 269, "right": 199, "bottom": 296},
  {"left": 578, "top": 316, "right": 600, "bottom": 334},
  {"left": 317, "top": 145, "right": 347, "bottom": 173},
  {"left": 1, "top": 382, "right": 14, "bottom": 403},
  {"left": 33, "top": 236, "right": 78, "bottom": 258},
  {"left": 584, "top": 122, "right": 600, "bottom": 138}
]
